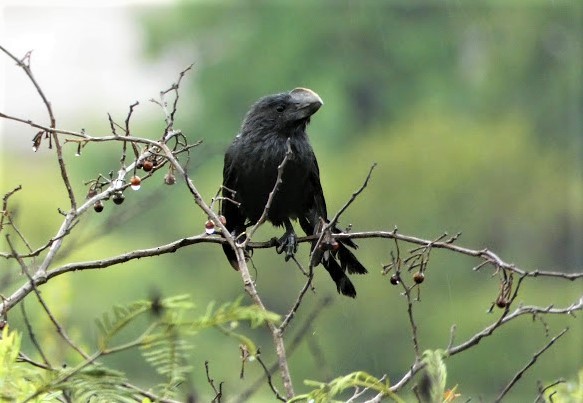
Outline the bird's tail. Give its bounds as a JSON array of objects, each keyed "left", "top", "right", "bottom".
[
  {"left": 307, "top": 223, "right": 367, "bottom": 297},
  {"left": 321, "top": 255, "right": 358, "bottom": 298},
  {"left": 222, "top": 242, "right": 240, "bottom": 271},
  {"left": 336, "top": 240, "right": 368, "bottom": 275},
  {"left": 301, "top": 215, "right": 368, "bottom": 297}
]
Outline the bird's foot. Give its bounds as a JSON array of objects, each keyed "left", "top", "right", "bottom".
[{"left": 276, "top": 230, "right": 298, "bottom": 261}]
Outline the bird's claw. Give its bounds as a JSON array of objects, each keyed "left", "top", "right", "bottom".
[{"left": 276, "top": 231, "right": 298, "bottom": 261}]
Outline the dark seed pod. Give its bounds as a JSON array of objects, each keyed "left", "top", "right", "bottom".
[
  {"left": 390, "top": 274, "right": 400, "bottom": 285},
  {"left": 496, "top": 297, "right": 509, "bottom": 308},
  {"left": 413, "top": 272, "right": 425, "bottom": 284},
  {"left": 112, "top": 192, "right": 125, "bottom": 205},
  {"left": 94, "top": 200, "right": 104, "bottom": 213},
  {"left": 87, "top": 188, "right": 97, "bottom": 199},
  {"left": 142, "top": 160, "right": 154, "bottom": 172}
]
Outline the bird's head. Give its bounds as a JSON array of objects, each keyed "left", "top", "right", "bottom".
[{"left": 241, "top": 87, "right": 323, "bottom": 135}]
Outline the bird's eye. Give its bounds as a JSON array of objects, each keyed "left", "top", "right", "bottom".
[{"left": 276, "top": 105, "right": 285, "bottom": 112}]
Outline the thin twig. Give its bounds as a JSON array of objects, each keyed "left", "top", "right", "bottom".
[
  {"left": 494, "top": 328, "right": 569, "bottom": 402},
  {"left": 0, "top": 45, "right": 76, "bottom": 209},
  {"left": 400, "top": 280, "right": 421, "bottom": 358},
  {"left": 6, "top": 236, "right": 89, "bottom": 360},
  {"left": 205, "top": 360, "right": 223, "bottom": 403},
  {"left": 255, "top": 353, "right": 286, "bottom": 402},
  {"left": 534, "top": 379, "right": 566, "bottom": 403},
  {"left": 243, "top": 138, "right": 293, "bottom": 245},
  {"left": 236, "top": 296, "right": 332, "bottom": 402},
  {"left": 388, "top": 297, "right": 583, "bottom": 393},
  {"left": 279, "top": 257, "right": 315, "bottom": 333},
  {"left": 0, "top": 185, "right": 22, "bottom": 232},
  {"left": 328, "top": 162, "right": 376, "bottom": 228},
  {"left": 20, "top": 300, "right": 51, "bottom": 367}
]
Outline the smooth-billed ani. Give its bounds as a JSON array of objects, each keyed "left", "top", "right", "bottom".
[{"left": 221, "top": 87, "right": 367, "bottom": 297}]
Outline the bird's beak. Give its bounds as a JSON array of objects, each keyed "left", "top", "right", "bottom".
[{"left": 289, "top": 87, "right": 323, "bottom": 120}]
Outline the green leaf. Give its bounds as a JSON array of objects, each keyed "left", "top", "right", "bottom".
[
  {"left": 417, "top": 349, "right": 447, "bottom": 403},
  {"left": 290, "top": 371, "right": 403, "bottom": 403}
]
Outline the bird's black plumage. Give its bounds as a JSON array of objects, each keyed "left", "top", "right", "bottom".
[{"left": 221, "top": 88, "right": 367, "bottom": 297}]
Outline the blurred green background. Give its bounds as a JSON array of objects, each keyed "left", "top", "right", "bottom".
[{"left": 1, "top": 0, "right": 582, "bottom": 401}]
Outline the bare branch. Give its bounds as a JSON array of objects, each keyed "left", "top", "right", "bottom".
[
  {"left": 205, "top": 360, "right": 223, "bottom": 403},
  {"left": 495, "top": 328, "right": 569, "bottom": 402},
  {"left": 6, "top": 235, "right": 89, "bottom": 360},
  {"left": 328, "top": 162, "right": 376, "bottom": 228},
  {"left": 255, "top": 352, "right": 286, "bottom": 402},
  {"left": 0, "top": 46, "right": 76, "bottom": 209}
]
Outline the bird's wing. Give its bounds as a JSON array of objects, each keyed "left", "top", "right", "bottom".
[
  {"left": 220, "top": 141, "right": 247, "bottom": 269},
  {"left": 221, "top": 141, "right": 246, "bottom": 233},
  {"left": 299, "top": 150, "right": 327, "bottom": 236}
]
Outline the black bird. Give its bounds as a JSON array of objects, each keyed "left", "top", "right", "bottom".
[{"left": 220, "top": 88, "right": 367, "bottom": 297}]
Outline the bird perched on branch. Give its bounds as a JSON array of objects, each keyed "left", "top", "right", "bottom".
[{"left": 220, "top": 87, "right": 367, "bottom": 297}]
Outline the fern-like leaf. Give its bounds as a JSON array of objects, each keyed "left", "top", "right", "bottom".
[
  {"left": 290, "top": 371, "right": 403, "bottom": 403},
  {"left": 417, "top": 349, "right": 447, "bottom": 403},
  {"left": 57, "top": 365, "right": 134, "bottom": 403},
  {"left": 193, "top": 296, "right": 280, "bottom": 330},
  {"left": 140, "top": 325, "right": 192, "bottom": 399},
  {"left": 95, "top": 301, "right": 151, "bottom": 350}
]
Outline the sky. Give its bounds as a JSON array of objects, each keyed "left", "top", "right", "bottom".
[{"left": 0, "top": 1, "right": 181, "bottom": 154}]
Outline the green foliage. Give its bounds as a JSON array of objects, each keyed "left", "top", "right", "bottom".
[
  {"left": 141, "top": 325, "right": 192, "bottom": 399},
  {"left": 193, "top": 296, "right": 281, "bottom": 357},
  {"left": 544, "top": 369, "right": 583, "bottom": 403},
  {"left": 194, "top": 296, "right": 281, "bottom": 330},
  {"left": 1, "top": 295, "right": 279, "bottom": 401},
  {"left": 95, "top": 299, "right": 163, "bottom": 351},
  {"left": 0, "top": 326, "right": 59, "bottom": 402},
  {"left": 289, "top": 371, "right": 403, "bottom": 403},
  {"left": 417, "top": 350, "right": 447, "bottom": 403},
  {"left": 55, "top": 366, "right": 133, "bottom": 403}
]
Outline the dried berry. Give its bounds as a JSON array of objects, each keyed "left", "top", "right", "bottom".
[
  {"left": 330, "top": 240, "right": 340, "bottom": 251},
  {"left": 219, "top": 215, "right": 227, "bottom": 225},
  {"left": 112, "top": 192, "right": 125, "bottom": 205},
  {"left": 87, "top": 189, "right": 97, "bottom": 199},
  {"left": 413, "top": 272, "right": 425, "bottom": 284},
  {"left": 390, "top": 274, "right": 400, "bottom": 285},
  {"left": 94, "top": 200, "right": 104, "bottom": 213},
  {"left": 164, "top": 172, "right": 176, "bottom": 185},
  {"left": 496, "top": 297, "right": 509, "bottom": 308},
  {"left": 142, "top": 160, "right": 154, "bottom": 172},
  {"left": 204, "top": 220, "right": 215, "bottom": 234},
  {"left": 130, "top": 176, "right": 141, "bottom": 190}
]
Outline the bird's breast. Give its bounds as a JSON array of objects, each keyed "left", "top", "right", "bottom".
[{"left": 236, "top": 135, "right": 313, "bottom": 225}]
